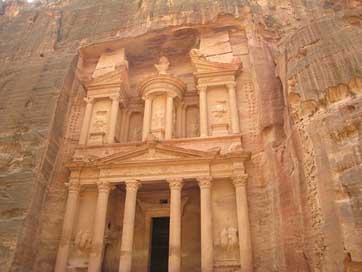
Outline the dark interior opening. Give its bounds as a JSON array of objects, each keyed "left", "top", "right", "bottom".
[{"left": 150, "top": 217, "right": 170, "bottom": 272}]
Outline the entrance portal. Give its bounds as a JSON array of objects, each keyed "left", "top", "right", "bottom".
[{"left": 150, "top": 217, "right": 170, "bottom": 272}]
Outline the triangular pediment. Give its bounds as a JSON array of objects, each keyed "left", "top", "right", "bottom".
[{"left": 96, "top": 143, "right": 215, "bottom": 165}]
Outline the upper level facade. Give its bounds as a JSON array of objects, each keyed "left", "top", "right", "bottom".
[{"left": 73, "top": 27, "right": 247, "bottom": 161}]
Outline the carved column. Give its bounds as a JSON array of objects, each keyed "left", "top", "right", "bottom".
[
  {"left": 227, "top": 83, "right": 240, "bottom": 134},
  {"left": 176, "top": 103, "right": 183, "bottom": 138},
  {"left": 168, "top": 178, "right": 183, "bottom": 272},
  {"left": 142, "top": 97, "right": 152, "bottom": 141},
  {"left": 79, "top": 97, "right": 94, "bottom": 145},
  {"left": 119, "top": 180, "right": 140, "bottom": 272},
  {"left": 198, "top": 86, "right": 208, "bottom": 137},
  {"left": 165, "top": 95, "right": 174, "bottom": 140},
  {"left": 108, "top": 95, "right": 120, "bottom": 143},
  {"left": 54, "top": 179, "right": 81, "bottom": 272},
  {"left": 88, "top": 181, "right": 113, "bottom": 272},
  {"left": 181, "top": 104, "right": 187, "bottom": 138},
  {"left": 118, "top": 108, "right": 125, "bottom": 142},
  {"left": 232, "top": 175, "right": 252, "bottom": 272},
  {"left": 122, "top": 111, "right": 132, "bottom": 142},
  {"left": 198, "top": 177, "right": 214, "bottom": 272}
]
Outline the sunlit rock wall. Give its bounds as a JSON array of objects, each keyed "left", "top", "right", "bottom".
[{"left": 0, "top": 0, "right": 361, "bottom": 271}]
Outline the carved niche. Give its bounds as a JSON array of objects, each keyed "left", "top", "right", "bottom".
[
  {"left": 185, "top": 105, "right": 200, "bottom": 138},
  {"left": 88, "top": 100, "right": 111, "bottom": 145},
  {"left": 208, "top": 87, "right": 230, "bottom": 136},
  {"left": 127, "top": 112, "right": 143, "bottom": 142}
]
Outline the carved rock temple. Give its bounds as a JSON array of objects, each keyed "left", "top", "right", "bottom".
[{"left": 0, "top": 1, "right": 362, "bottom": 272}]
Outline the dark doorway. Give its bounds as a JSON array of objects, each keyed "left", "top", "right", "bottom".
[{"left": 150, "top": 217, "right": 170, "bottom": 272}]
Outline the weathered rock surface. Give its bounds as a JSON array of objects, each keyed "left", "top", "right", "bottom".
[{"left": 0, "top": 0, "right": 361, "bottom": 271}]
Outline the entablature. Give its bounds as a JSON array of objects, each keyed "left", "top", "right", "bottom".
[{"left": 67, "top": 139, "right": 250, "bottom": 186}]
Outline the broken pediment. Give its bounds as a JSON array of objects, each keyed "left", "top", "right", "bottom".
[
  {"left": 92, "top": 48, "right": 128, "bottom": 78},
  {"left": 96, "top": 143, "right": 216, "bottom": 165},
  {"left": 86, "top": 68, "right": 129, "bottom": 90},
  {"left": 190, "top": 48, "right": 242, "bottom": 77}
]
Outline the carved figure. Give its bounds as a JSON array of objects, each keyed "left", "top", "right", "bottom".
[
  {"left": 190, "top": 123, "right": 199, "bottom": 137},
  {"left": 212, "top": 101, "right": 227, "bottom": 121},
  {"left": 91, "top": 111, "right": 108, "bottom": 133},
  {"left": 74, "top": 230, "right": 92, "bottom": 252},
  {"left": 220, "top": 228, "right": 229, "bottom": 248},
  {"left": 219, "top": 227, "right": 238, "bottom": 251},
  {"left": 227, "top": 227, "right": 238, "bottom": 249},
  {"left": 154, "top": 56, "right": 170, "bottom": 75},
  {"left": 152, "top": 111, "right": 165, "bottom": 129}
]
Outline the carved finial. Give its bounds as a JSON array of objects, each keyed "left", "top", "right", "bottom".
[{"left": 154, "top": 56, "right": 170, "bottom": 75}]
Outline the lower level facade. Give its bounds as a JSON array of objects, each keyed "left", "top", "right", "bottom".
[{"left": 54, "top": 136, "right": 252, "bottom": 272}]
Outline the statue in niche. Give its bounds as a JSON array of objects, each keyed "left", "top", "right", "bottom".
[
  {"left": 151, "top": 111, "right": 165, "bottom": 129},
  {"left": 212, "top": 101, "right": 227, "bottom": 122},
  {"left": 91, "top": 110, "right": 108, "bottom": 133},
  {"left": 190, "top": 123, "right": 199, "bottom": 137},
  {"left": 133, "top": 127, "right": 142, "bottom": 141},
  {"left": 154, "top": 56, "right": 170, "bottom": 75}
]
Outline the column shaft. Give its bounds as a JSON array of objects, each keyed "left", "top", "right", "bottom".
[
  {"left": 165, "top": 95, "right": 174, "bottom": 140},
  {"left": 142, "top": 98, "right": 152, "bottom": 141},
  {"left": 227, "top": 83, "right": 240, "bottom": 134},
  {"left": 176, "top": 104, "right": 183, "bottom": 138},
  {"left": 168, "top": 179, "right": 183, "bottom": 272},
  {"left": 88, "top": 182, "right": 112, "bottom": 272},
  {"left": 79, "top": 98, "right": 94, "bottom": 145},
  {"left": 198, "top": 177, "right": 213, "bottom": 272},
  {"left": 54, "top": 180, "right": 80, "bottom": 272},
  {"left": 198, "top": 86, "right": 208, "bottom": 137},
  {"left": 118, "top": 108, "right": 125, "bottom": 142},
  {"left": 233, "top": 175, "right": 253, "bottom": 272},
  {"left": 108, "top": 96, "right": 120, "bottom": 143},
  {"left": 181, "top": 105, "right": 186, "bottom": 138},
  {"left": 119, "top": 181, "right": 140, "bottom": 272},
  {"left": 122, "top": 111, "right": 131, "bottom": 142}
]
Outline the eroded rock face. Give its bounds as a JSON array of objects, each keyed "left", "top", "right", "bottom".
[{"left": 0, "top": 1, "right": 361, "bottom": 271}]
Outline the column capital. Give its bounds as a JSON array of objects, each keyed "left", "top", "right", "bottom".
[
  {"left": 197, "top": 85, "right": 207, "bottom": 93},
  {"left": 198, "top": 176, "right": 213, "bottom": 189},
  {"left": 84, "top": 96, "right": 95, "bottom": 104},
  {"left": 232, "top": 174, "right": 248, "bottom": 187},
  {"left": 109, "top": 94, "right": 120, "bottom": 102},
  {"left": 124, "top": 180, "right": 140, "bottom": 191},
  {"left": 167, "top": 178, "right": 183, "bottom": 190},
  {"left": 65, "top": 180, "right": 81, "bottom": 193},
  {"left": 226, "top": 82, "right": 236, "bottom": 90},
  {"left": 96, "top": 181, "right": 114, "bottom": 193}
]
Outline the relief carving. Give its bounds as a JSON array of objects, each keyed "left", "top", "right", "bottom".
[
  {"left": 74, "top": 230, "right": 92, "bottom": 253},
  {"left": 152, "top": 111, "right": 165, "bottom": 129},
  {"left": 91, "top": 111, "right": 108, "bottom": 133},
  {"left": 212, "top": 100, "right": 228, "bottom": 123},
  {"left": 220, "top": 227, "right": 238, "bottom": 251},
  {"left": 154, "top": 56, "right": 170, "bottom": 75}
]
